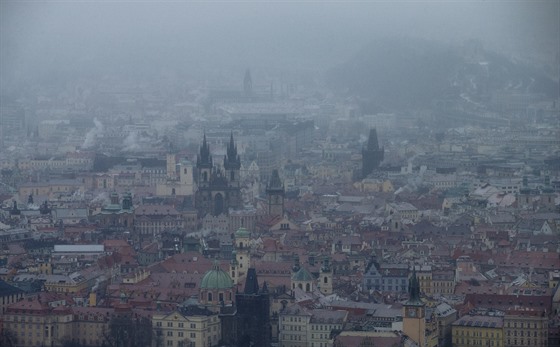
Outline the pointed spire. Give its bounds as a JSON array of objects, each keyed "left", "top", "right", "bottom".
[
  {"left": 224, "top": 131, "right": 240, "bottom": 170},
  {"left": 367, "top": 128, "right": 380, "bottom": 151},
  {"left": 244, "top": 268, "right": 260, "bottom": 294},
  {"left": 267, "top": 169, "right": 284, "bottom": 191},
  {"left": 244, "top": 69, "right": 253, "bottom": 96},
  {"left": 321, "top": 257, "right": 331, "bottom": 272},
  {"left": 407, "top": 266, "right": 422, "bottom": 305},
  {"left": 197, "top": 132, "right": 212, "bottom": 168},
  {"left": 292, "top": 255, "right": 300, "bottom": 272}
]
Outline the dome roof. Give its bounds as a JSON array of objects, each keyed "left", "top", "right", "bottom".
[
  {"left": 235, "top": 227, "right": 250, "bottom": 238},
  {"left": 200, "top": 261, "right": 233, "bottom": 290},
  {"left": 292, "top": 267, "right": 314, "bottom": 282}
]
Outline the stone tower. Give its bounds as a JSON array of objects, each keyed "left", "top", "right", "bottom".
[
  {"left": 194, "top": 132, "right": 242, "bottom": 216},
  {"left": 362, "top": 128, "right": 384, "bottom": 178},
  {"left": 403, "top": 268, "right": 426, "bottom": 346},
  {"left": 235, "top": 227, "right": 251, "bottom": 281},
  {"left": 266, "top": 169, "right": 285, "bottom": 217},
  {"left": 319, "top": 257, "right": 333, "bottom": 295},
  {"left": 236, "top": 268, "right": 271, "bottom": 347},
  {"left": 244, "top": 69, "right": 253, "bottom": 97},
  {"left": 540, "top": 176, "right": 555, "bottom": 212}
]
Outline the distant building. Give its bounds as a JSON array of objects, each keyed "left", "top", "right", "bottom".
[
  {"left": 362, "top": 128, "right": 384, "bottom": 178},
  {"left": 93, "top": 192, "right": 134, "bottom": 229},
  {"left": 152, "top": 305, "right": 221, "bottom": 347},
  {"left": 236, "top": 268, "right": 271, "bottom": 347},
  {"left": 452, "top": 315, "right": 503, "bottom": 347},
  {"left": 266, "top": 169, "right": 285, "bottom": 217},
  {"left": 194, "top": 133, "right": 242, "bottom": 217}
]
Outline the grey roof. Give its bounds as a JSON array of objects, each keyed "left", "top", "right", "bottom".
[{"left": 54, "top": 245, "right": 104, "bottom": 253}]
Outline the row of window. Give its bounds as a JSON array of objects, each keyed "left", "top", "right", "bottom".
[
  {"left": 459, "top": 330, "right": 497, "bottom": 338},
  {"left": 155, "top": 321, "right": 197, "bottom": 328},
  {"left": 506, "top": 331, "right": 544, "bottom": 337},
  {"left": 454, "top": 338, "right": 500, "bottom": 346},
  {"left": 506, "top": 322, "right": 542, "bottom": 329}
]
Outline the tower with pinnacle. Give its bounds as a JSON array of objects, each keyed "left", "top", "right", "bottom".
[
  {"left": 319, "top": 257, "right": 333, "bottom": 295},
  {"left": 266, "top": 169, "right": 285, "bottom": 217},
  {"left": 403, "top": 268, "right": 426, "bottom": 346},
  {"left": 243, "top": 69, "right": 253, "bottom": 97},
  {"left": 235, "top": 268, "right": 271, "bottom": 347},
  {"left": 194, "top": 132, "right": 242, "bottom": 216},
  {"left": 362, "top": 128, "right": 384, "bottom": 178}
]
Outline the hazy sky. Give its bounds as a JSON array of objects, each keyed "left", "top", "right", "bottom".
[{"left": 1, "top": 1, "right": 559, "bottom": 85}]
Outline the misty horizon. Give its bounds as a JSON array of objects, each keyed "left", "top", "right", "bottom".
[{"left": 1, "top": 1, "right": 559, "bottom": 89}]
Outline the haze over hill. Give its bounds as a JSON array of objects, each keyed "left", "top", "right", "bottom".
[
  {"left": 1, "top": 1, "right": 558, "bottom": 93},
  {"left": 327, "top": 38, "right": 560, "bottom": 111}
]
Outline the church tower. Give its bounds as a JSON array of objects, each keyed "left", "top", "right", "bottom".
[
  {"left": 319, "top": 257, "right": 333, "bottom": 295},
  {"left": 362, "top": 128, "right": 384, "bottom": 178},
  {"left": 244, "top": 69, "right": 253, "bottom": 97},
  {"left": 224, "top": 132, "right": 241, "bottom": 189},
  {"left": 266, "top": 169, "right": 284, "bottom": 217},
  {"left": 518, "top": 176, "right": 532, "bottom": 208},
  {"left": 166, "top": 153, "right": 177, "bottom": 179},
  {"left": 196, "top": 133, "right": 213, "bottom": 188},
  {"left": 235, "top": 227, "right": 251, "bottom": 281},
  {"left": 230, "top": 250, "right": 239, "bottom": 286},
  {"left": 540, "top": 176, "right": 555, "bottom": 212},
  {"left": 194, "top": 132, "right": 242, "bottom": 216},
  {"left": 403, "top": 268, "right": 426, "bottom": 346},
  {"left": 236, "top": 268, "right": 271, "bottom": 347}
]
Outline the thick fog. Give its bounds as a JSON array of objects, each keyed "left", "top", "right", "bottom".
[{"left": 1, "top": 1, "right": 559, "bottom": 88}]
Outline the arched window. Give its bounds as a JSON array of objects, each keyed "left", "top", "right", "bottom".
[
  {"left": 298, "top": 283, "right": 302, "bottom": 289},
  {"left": 306, "top": 283, "right": 310, "bottom": 292},
  {"left": 324, "top": 276, "right": 328, "bottom": 284},
  {"left": 171, "top": 188, "right": 176, "bottom": 195},
  {"left": 208, "top": 292, "right": 212, "bottom": 302}
]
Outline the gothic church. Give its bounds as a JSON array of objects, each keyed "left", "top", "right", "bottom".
[{"left": 194, "top": 133, "right": 243, "bottom": 217}]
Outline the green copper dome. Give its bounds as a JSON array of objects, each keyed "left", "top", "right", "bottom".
[
  {"left": 200, "top": 261, "right": 233, "bottom": 290},
  {"left": 235, "top": 227, "right": 250, "bottom": 238},
  {"left": 292, "top": 267, "right": 314, "bottom": 282}
]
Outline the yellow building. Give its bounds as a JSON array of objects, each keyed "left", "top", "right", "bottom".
[
  {"left": 279, "top": 305, "right": 347, "bottom": 347},
  {"left": 18, "top": 179, "right": 85, "bottom": 201},
  {"left": 452, "top": 315, "right": 503, "bottom": 347},
  {"left": 403, "top": 270, "right": 427, "bottom": 347},
  {"left": 152, "top": 306, "right": 221, "bottom": 347},
  {"left": 43, "top": 273, "right": 92, "bottom": 294},
  {"left": 354, "top": 178, "right": 394, "bottom": 193},
  {"left": 431, "top": 270, "right": 455, "bottom": 295},
  {"left": 0, "top": 280, "right": 24, "bottom": 314},
  {"left": 3, "top": 297, "right": 74, "bottom": 347},
  {"left": 503, "top": 311, "right": 548, "bottom": 347},
  {"left": 71, "top": 307, "right": 112, "bottom": 346},
  {"left": 413, "top": 265, "right": 432, "bottom": 295}
]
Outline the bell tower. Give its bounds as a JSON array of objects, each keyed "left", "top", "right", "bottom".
[
  {"left": 403, "top": 268, "right": 426, "bottom": 346},
  {"left": 319, "top": 257, "right": 333, "bottom": 295},
  {"left": 243, "top": 69, "right": 253, "bottom": 97},
  {"left": 196, "top": 133, "right": 213, "bottom": 188},
  {"left": 224, "top": 132, "right": 241, "bottom": 187},
  {"left": 235, "top": 227, "right": 251, "bottom": 281},
  {"left": 266, "top": 169, "right": 285, "bottom": 217},
  {"left": 362, "top": 128, "right": 384, "bottom": 178},
  {"left": 540, "top": 176, "right": 555, "bottom": 212}
]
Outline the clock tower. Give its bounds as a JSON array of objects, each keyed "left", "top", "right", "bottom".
[
  {"left": 266, "top": 169, "right": 284, "bottom": 217},
  {"left": 403, "top": 268, "right": 425, "bottom": 346}
]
